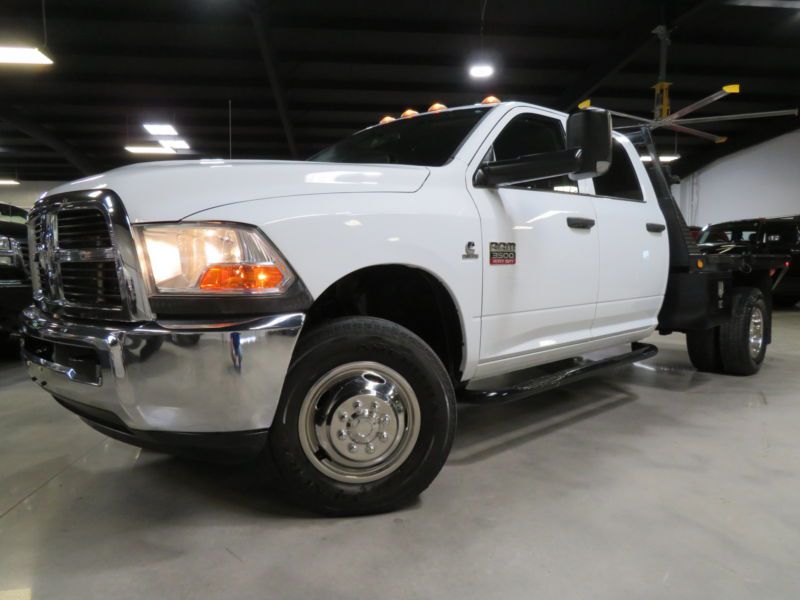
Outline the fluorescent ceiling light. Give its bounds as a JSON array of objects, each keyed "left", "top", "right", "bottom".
[
  {"left": 143, "top": 123, "right": 178, "bottom": 136},
  {"left": 469, "top": 64, "right": 494, "bottom": 78},
  {"left": 0, "top": 179, "right": 20, "bottom": 185},
  {"left": 125, "top": 145, "right": 176, "bottom": 154},
  {"left": 641, "top": 154, "right": 680, "bottom": 163},
  {"left": 0, "top": 47, "right": 53, "bottom": 65},
  {"left": 159, "top": 139, "right": 190, "bottom": 150}
]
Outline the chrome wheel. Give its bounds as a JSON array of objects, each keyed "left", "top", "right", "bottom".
[
  {"left": 298, "top": 361, "right": 421, "bottom": 483},
  {"left": 749, "top": 307, "right": 764, "bottom": 360}
]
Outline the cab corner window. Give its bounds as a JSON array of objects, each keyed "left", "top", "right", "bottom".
[
  {"left": 592, "top": 139, "right": 644, "bottom": 201},
  {"left": 489, "top": 113, "right": 576, "bottom": 193}
]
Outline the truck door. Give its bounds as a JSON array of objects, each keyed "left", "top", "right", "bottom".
[
  {"left": 586, "top": 134, "right": 669, "bottom": 340},
  {"left": 466, "top": 107, "right": 600, "bottom": 378}
]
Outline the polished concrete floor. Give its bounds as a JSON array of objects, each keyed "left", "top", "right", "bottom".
[{"left": 2, "top": 311, "right": 800, "bottom": 599}]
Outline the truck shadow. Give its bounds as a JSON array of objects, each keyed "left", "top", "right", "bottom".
[{"left": 450, "top": 378, "right": 637, "bottom": 465}]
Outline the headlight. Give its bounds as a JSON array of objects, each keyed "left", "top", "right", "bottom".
[
  {"left": 135, "top": 223, "right": 295, "bottom": 295},
  {"left": 0, "top": 235, "right": 10, "bottom": 252}
]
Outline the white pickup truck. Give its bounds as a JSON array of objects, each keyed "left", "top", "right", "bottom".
[{"left": 21, "top": 100, "right": 780, "bottom": 515}]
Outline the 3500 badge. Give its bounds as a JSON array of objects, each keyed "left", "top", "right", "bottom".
[{"left": 489, "top": 242, "right": 516, "bottom": 265}]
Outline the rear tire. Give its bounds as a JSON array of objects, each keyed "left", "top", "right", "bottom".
[
  {"left": 719, "top": 287, "right": 768, "bottom": 376},
  {"left": 266, "top": 316, "right": 456, "bottom": 516},
  {"left": 686, "top": 327, "right": 722, "bottom": 373}
]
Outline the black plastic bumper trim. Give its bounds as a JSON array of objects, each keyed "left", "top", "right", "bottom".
[{"left": 53, "top": 394, "right": 268, "bottom": 463}]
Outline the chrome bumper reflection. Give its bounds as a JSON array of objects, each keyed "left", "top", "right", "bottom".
[{"left": 21, "top": 306, "right": 305, "bottom": 432}]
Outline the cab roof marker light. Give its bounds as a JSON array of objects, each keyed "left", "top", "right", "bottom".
[
  {"left": 379, "top": 115, "right": 396, "bottom": 124},
  {"left": 481, "top": 95, "right": 501, "bottom": 105},
  {"left": 0, "top": 46, "right": 53, "bottom": 65},
  {"left": 428, "top": 102, "right": 447, "bottom": 112},
  {"left": 400, "top": 109, "right": 419, "bottom": 118},
  {"left": 143, "top": 123, "right": 178, "bottom": 136}
]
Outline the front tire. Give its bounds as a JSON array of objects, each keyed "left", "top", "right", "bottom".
[
  {"left": 267, "top": 316, "right": 456, "bottom": 516},
  {"left": 719, "top": 287, "right": 768, "bottom": 376}
]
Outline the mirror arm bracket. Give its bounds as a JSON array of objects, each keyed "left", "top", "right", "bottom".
[{"left": 473, "top": 148, "right": 582, "bottom": 188}]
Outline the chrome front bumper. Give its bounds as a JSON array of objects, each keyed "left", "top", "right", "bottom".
[{"left": 21, "top": 306, "right": 305, "bottom": 433}]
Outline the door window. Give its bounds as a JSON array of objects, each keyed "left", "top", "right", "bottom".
[
  {"left": 592, "top": 139, "right": 644, "bottom": 201},
  {"left": 487, "top": 113, "right": 576, "bottom": 192},
  {"left": 764, "top": 221, "right": 799, "bottom": 250}
]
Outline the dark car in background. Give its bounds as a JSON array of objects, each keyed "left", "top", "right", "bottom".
[
  {"left": 698, "top": 216, "right": 800, "bottom": 306},
  {"left": 0, "top": 203, "right": 31, "bottom": 341}
]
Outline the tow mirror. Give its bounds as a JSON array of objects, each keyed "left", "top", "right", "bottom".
[
  {"left": 473, "top": 108, "right": 613, "bottom": 188},
  {"left": 566, "top": 108, "right": 612, "bottom": 180}
]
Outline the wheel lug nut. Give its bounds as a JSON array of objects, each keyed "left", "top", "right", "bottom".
[
  {"left": 348, "top": 443, "right": 359, "bottom": 453},
  {"left": 365, "top": 444, "right": 376, "bottom": 455},
  {"left": 339, "top": 411, "right": 349, "bottom": 421},
  {"left": 337, "top": 429, "right": 347, "bottom": 440},
  {"left": 379, "top": 415, "right": 390, "bottom": 424},
  {"left": 359, "top": 408, "right": 370, "bottom": 418},
  {"left": 371, "top": 401, "right": 380, "bottom": 410},
  {"left": 352, "top": 400, "right": 362, "bottom": 409},
  {"left": 378, "top": 431, "right": 389, "bottom": 442}
]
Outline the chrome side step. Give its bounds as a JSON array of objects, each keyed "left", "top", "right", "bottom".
[{"left": 459, "top": 342, "right": 658, "bottom": 404}]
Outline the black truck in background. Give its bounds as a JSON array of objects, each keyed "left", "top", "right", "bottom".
[
  {"left": 698, "top": 216, "right": 799, "bottom": 307},
  {"left": 0, "top": 203, "right": 31, "bottom": 342}
]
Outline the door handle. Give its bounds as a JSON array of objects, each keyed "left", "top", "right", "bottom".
[
  {"left": 646, "top": 223, "right": 666, "bottom": 233},
  {"left": 567, "top": 217, "right": 596, "bottom": 230}
]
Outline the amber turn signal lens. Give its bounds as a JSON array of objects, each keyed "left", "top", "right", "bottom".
[
  {"left": 379, "top": 115, "right": 396, "bottom": 124},
  {"left": 199, "top": 264, "right": 284, "bottom": 290},
  {"left": 696, "top": 259, "right": 704, "bottom": 270},
  {"left": 400, "top": 108, "right": 419, "bottom": 118},
  {"left": 481, "top": 95, "right": 501, "bottom": 105},
  {"left": 427, "top": 102, "right": 447, "bottom": 112}
]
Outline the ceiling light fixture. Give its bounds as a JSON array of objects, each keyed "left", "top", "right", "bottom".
[
  {"left": 0, "top": 47, "right": 53, "bottom": 65},
  {"left": 125, "top": 145, "right": 176, "bottom": 155},
  {"left": 143, "top": 123, "right": 178, "bottom": 136},
  {"left": 640, "top": 154, "right": 681, "bottom": 163},
  {"left": 0, "top": 179, "right": 20, "bottom": 185},
  {"left": 469, "top": 64, "right": 494, "bottom": 79},
  {"left": 468, "top": 0, "right": 496, "bottom": 79},
  {"left": 159, "top": 139, "right": 190, "bottom": 150}
]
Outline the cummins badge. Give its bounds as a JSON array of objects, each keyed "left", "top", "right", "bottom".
[{"left": 489, "top": 242, "right": 516, "bottom": 265}]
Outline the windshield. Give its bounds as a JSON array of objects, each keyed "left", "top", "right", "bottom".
[
  {"left": 699, "top": 221, "right": 762, "bottom": 245},
  {"left": 0, "top": 204, "right": 27, "bottom": 225},
  {"left": 309, "top": 107, "right": 491, "bottom": 167}
]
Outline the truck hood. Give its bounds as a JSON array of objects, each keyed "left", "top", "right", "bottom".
[{"left": 43, "top": 160, "right": 430, "bottom": 222}]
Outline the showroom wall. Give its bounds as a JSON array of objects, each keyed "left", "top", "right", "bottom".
[
  {"left": 0, "top": 181, "right": 62, "bottom": 209},
  {"left": 675, "top": 128, "right": 800, "bottom": 226}
]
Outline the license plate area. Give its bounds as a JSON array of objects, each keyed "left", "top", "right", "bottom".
[{"left": 24, "top": 336, "right": 102, "bottom": 385}]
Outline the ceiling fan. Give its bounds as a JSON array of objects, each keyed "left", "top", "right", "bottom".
[{"left": 580, "top": 24, "right": 798, "bottom": 144}]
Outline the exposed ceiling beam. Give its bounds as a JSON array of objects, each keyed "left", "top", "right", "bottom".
[
  {"left": 0, "top": 104, "right": 95, "bottom": 176},
  {"left": 244, "top": 0, "right": 298, "bottom": 159},
  {"left": 557, "top": 0, "right": 720, "bottom": 111}
]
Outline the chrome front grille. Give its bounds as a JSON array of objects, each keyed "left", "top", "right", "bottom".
[
  {"left": 60, "top": 256, "right": 123, "bottom": 307},
  {"left": 55, "top": 208, "right": 113, "bottom": 249},
  {"left": 29, "top": 191, "right": 153, "bottom": 322},
  {"left": 30, "top": 196, "right": 133, "bottom": 318}
]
